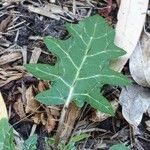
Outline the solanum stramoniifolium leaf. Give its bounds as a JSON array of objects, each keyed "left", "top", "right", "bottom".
[{"left": 25, "top": 15, "right": 130, "bottom": 115}]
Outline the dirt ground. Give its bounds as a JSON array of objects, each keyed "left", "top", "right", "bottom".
[{"left": 0, "top": 0, "right": 150, "bottom": 149}]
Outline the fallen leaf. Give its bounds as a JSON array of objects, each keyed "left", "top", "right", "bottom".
[
  {"left": 25, "top": 86, "right": 40, "bottom": 114},
  {"left": 49, "top": 106, "right": 60, "bottom": 117},
  {"left": 110, "top": 0, "right": 149, "bottom": 72},
  {"left": 13, "top": 98, "right": 26, "bottom": 118},
  {"left": 40, "top": 113, "right": 47, "bottom": 125},
  {"left": 45, "top": 114, "right": 56, "bottom": 133},
  {"left": 90, "top": 100, "right": 118, "bottom": 122},
  {"left": 31, "top": 113, "right": 41, "bottom": 124},
  {"left": 38, "top": 81, "right": 49, "bottom": 92},
  {"left": 119, "top": 85, "right": 150, "bottom": 128},
  {"left": 129, "top": 31, "right": 150, "bottom": 87}
]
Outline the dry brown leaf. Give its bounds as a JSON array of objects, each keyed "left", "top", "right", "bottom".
[
  {"left": 0, "top": 52, "right": 22, "bottom": 66},
  {"left": 0, "top": 92, "right": 8, "bottom": 120},
  {"left": 38, "top": 81, "right": 49, "bottom": 92},
  {"left": 40, "top": 113, "right": 47, "bottom": 125},
  {"left": 13, "top": 97, "right": 26, "bottom": 118},
  {"left": 49, "top": 106, "right": 60, "bottom": 117},
  {"left": 45, "top": 113, "right": 56, "bottom": 133},
  {"left": 31, "top": 113, "right": 41, "bottom": 124},
  {"left": 25, "top": 86, "right": 40, "bottom": 114},
  {"left": 90, "top": 100, "right": 118, "bottom": 122}
]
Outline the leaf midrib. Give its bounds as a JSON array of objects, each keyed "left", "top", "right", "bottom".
[{"left": 65, "top": 23, "right": 97, "bottom": 105}]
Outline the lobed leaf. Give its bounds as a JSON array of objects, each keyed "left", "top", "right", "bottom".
[{"left": 25, "top": 15, "right": 130, "bottom": 115}]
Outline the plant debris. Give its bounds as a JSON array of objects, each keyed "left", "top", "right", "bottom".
[{"left": 0, "top": 0, "right": 150, "bottom": 149}]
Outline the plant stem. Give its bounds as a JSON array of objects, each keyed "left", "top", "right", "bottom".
[{"left": 55, "top": 87, "right": 74, "bottom": 146}]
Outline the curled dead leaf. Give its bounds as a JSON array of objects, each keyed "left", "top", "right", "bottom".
[
  {"left": 119, "top": 85, "right": 150, "bottom": 128},
  {"left": 111, "top": 0, "right": 149, "bottom": 72},
  {"left": 31, "top": 113, "right": 41, "bottom": 124},
  {"left": 25, "top": 86, "right": 40, "bottom": 114},
  {"left": 38, "top": 81, "right": 49, "bottom": 92},
  {"left": 45, "top": 114, "right": 56, "bottom": 133},
  {"left": 130, "top": 31, "right": 150, "bottom": 87},
  {"left": 13, "top": 97, "right": 26, "bottom": 119}
]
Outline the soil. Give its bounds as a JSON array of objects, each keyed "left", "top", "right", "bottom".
[{"left": 0, "top": 0, "right": 150, "bottom": 150}]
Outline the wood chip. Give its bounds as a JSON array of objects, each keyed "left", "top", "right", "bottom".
[
  {"left": 0, "top": 15, "right": 12, "bottom": 32},
  {"left": 29, "top": 47, "right": 42, "bottom": 64},
  {"left": 0, "top": 66, "right": 24, "bottom": 87},
  {"left": 0, "top": 52, "right": 22, "bottom": 65},
  {"left": 0, "top": 37, "right": 11, "bottom": 47},
  {"left": 28, "top": 5, "right": 60, "bottom": 20}
]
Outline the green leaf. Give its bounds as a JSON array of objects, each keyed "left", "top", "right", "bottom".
[
  {"left": 25, "top": 15, "right": 130, "bottom": 115},
  {"left": 69, "top": 133, "right": 90, "bottom": 143},
  {"left": 63, "top": 134, "right": 89, "bottom": 150},
  {"left": 23, "top": 134, "right": 37, "bottom": 150},
  {"left": 109, "top": 144, "right": 130, "bottom": 150},
  {"left": 0, "top": 119, "right": 15, "bottom": 150}
]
